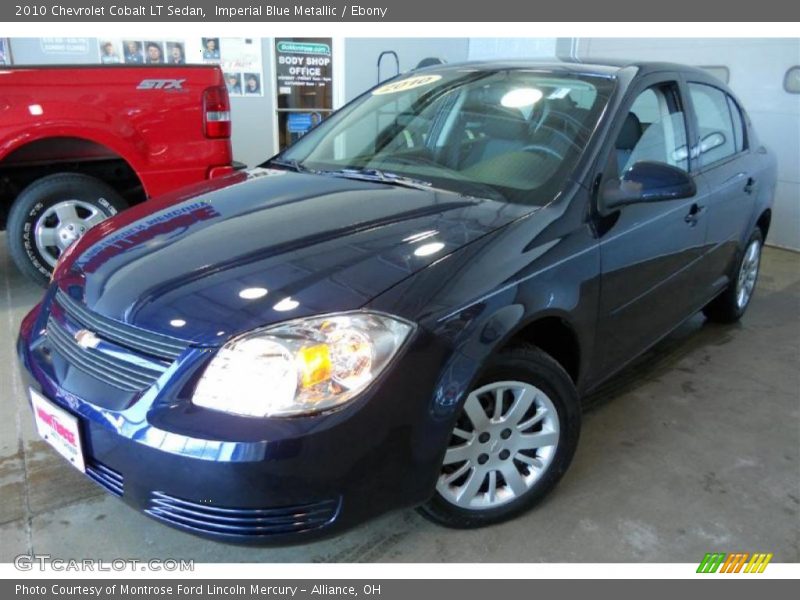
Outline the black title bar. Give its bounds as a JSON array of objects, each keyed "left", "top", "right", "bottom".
[{"left": 4, "top": 0, "right": 800, "bottom": 22}]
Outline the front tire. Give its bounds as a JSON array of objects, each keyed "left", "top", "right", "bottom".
[
  {"left": 7, "top": 173, "right": 126, "bottom": 286},
  {"left": 418, "top": 345, "right": 581, "bottom": 528},
  {"left": 702, "top": 229, "right": 763, "bottom": 323}
]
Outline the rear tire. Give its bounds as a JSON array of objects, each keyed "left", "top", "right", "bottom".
[
  {"left": 417, "top": 345, "right": 581, "bottom": 529},
  {"left": 7, "top": 173, "right": 126, "bottom": 287},
  {"left": 702, "top": 229, "right": 763, "bottom": 323}
]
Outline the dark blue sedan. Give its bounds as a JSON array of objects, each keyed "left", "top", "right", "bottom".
[{"left": 18, "top": 60, "right": 775, "bottom": 543}]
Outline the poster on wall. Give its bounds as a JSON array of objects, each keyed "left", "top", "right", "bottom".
[
  {"left": 7, "top": 36, "right": 263, "bottom": 92},
  {"left": 9, "top": 37, "right": 97, "bottom": 64},
  {"left": 165, "top": 41, "right": 187, "bottom": 64},
  {"left": 0, "top": 39, "right": 10, "bottom": 65},
  {"left": 98, "top": 40, "right": 123, "bottom": 63},
  {"left": 274, "top": 38, "right": 334, "bottom": 148},
  {"left": 3, "top": 37, "right": 97, "bottom": 64},
  {"left": 199, "top": 37, "right": 263, "bottom": 97},
  {"left": 98, "top": 39, "right": 187, "bottom": 65}
]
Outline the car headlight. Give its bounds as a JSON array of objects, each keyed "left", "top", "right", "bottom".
[{"left": 192, "top": 312, "right": 414, "bottom": 417}]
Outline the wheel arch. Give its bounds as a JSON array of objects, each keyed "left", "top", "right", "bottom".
[
  {"left": 0, "top": 133, "right": 148, "bottom": 224},
  {"left": 755, "top": 208, "right": 771, "bottom": 242},
  {"left": 499, "top": 313, "right": 582, "bottom": 384}
]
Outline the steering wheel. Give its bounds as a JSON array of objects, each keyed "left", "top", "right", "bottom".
[
  {"left": 547, "top": 110, "right": 587, "bottom": 135},
  {"left": 521, "top": 144, "right": 564, "bottom": 161},
  {"left": 529, "top": 124, "right": 584, "bottom": 153},
  {"left": 387, "top": 152, "right": 441, "bottom": 168}
]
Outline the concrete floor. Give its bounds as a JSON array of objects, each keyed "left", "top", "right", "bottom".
[{"left": 1, "top": 232, "right": 798, "bottom": 563}]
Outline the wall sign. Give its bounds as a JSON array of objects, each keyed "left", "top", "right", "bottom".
[
  {"left": 274, "top": 37, "right": 334, "bottom": 149},
  {"left": 10, "top": 37, "right": 96, "bottom": 64},
  {"left": 275, "top": 38, "right": 333, "bottom": 109}
]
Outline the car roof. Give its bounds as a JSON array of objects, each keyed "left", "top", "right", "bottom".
[{"left": 414, "top": 58, "right": 712, "bottom": 80}]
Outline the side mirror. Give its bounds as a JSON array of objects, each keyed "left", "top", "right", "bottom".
[{"left": 603, "top": 161, "right": 697, "bottom": 209}]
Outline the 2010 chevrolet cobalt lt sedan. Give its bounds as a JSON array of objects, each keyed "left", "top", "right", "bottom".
[{"left": 18, "top": 60, "right": 775, "bottom": 543}]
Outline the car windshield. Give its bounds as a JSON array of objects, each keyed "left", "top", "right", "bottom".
[{"left": 279, "top": 68, "right": 615, "bottom": 204}]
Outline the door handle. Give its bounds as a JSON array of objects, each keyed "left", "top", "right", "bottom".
[
  {"left": 744, "top": 177, "right": 756, "bottom": 194},
  {"left": 684, "top": 203, "right": 706, "bottom": 226}
]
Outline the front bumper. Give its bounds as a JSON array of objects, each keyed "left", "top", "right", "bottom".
[{"left": 17, "top": 302, "right": 457, "bottom": 545}]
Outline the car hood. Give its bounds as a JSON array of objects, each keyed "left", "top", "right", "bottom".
[{"left": 56, "top": 168, "right": 533, "bottom": 346}]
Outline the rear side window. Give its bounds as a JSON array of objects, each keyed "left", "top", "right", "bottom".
[{"left": 688, "top": 83, "right": 740, "bottom": 167}]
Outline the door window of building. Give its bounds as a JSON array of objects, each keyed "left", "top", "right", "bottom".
[{"left": 275, "top": 38, "right": 334, "bottom": 149}]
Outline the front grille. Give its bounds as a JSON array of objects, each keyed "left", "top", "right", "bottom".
[
  {"left": 145, "top": 491, "right": 341, "bottom": 538},
  {"left": 46, "top": 316, "right": 166, "bottom": 392},
  {"left": 56, "top": 289, "right": 189, "bottom": 361},
  {"left": 85, "top": 461, "right": 124, "bottom": 497}
]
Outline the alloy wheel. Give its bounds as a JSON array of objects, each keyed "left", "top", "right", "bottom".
[
  {"left": 437, "top": 380, "right": 560, "bottom": 510},
  {"left": 736, "top": 240, "right": 761, "bottom": 310},
  {"left": 34, "top": 199, "right": 107, "bottom": 267}
]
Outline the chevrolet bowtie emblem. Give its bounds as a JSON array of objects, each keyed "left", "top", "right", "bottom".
[{"left": 74, "top": 329, "right": 101, "bottom": 350}]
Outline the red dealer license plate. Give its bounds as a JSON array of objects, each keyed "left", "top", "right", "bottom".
[{"left": 30, "top": 389, "right": 85, "bottom": 473}]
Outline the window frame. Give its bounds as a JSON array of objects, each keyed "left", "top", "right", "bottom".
[
  {"left": 623, "top": 83, "right": 691, "bottom": 174},
  {"left": 726, "top": 94, "right": 748, "bottom": 154},
  {"left": 592, "top": 73, "right": 693, "bottom": 215},
  {"left": 683, "top": 78, "right": 751, "bottom": 174}
]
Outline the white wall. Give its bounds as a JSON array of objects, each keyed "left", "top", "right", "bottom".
[
  {"left": 343, "top": 38, "right": 470, "bottom": 102},
  {"left": 228, "top": 38, "right": 275, "bottom": 167},
  {"left": 468, "top": 38, "right": 558, "bottom": 60},
  {"left": 576, "top": 38, "right": 800, "bottom": 250},
  {"left": 341, "top": 38, "right": 558, "bottom": 104}
]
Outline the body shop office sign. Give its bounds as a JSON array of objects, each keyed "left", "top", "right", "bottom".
[{"left": 275, "top": 38, "right": 333, "bottom": 149}]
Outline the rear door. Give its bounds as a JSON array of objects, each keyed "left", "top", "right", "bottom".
[
  {"left": 684, "top": 81, "right": 757, "bottom": 288},
  {"left": 592, "top": 74, "right": 710, "bottom": 374}
]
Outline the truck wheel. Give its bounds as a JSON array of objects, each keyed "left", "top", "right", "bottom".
[{"left": 7, "top": 173, "right": 127, "bottom": 286}]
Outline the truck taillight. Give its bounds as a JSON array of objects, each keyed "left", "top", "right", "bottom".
[{"left": 203, "top": 86, "right": 231, "bottom": 138}]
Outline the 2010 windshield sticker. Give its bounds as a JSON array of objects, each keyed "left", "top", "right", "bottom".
[{"left": 372, "top": 75, "right": 442, "bottom": 95}]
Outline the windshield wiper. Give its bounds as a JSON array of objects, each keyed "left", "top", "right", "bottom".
[
  {"left": 264, "top": 161, "right": 433, "bottom": 192},
  {"left": 321, "top": 168, "right": 434, "bottom": 191},
  {"left": 266, "top": 158, "right": 310, "bottom": 173},
  {"left": 379, "top": 156, "right": 508, "bottom": 202}
]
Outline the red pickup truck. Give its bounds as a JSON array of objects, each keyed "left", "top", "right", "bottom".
[{"left": 0, "top": 65, "right": 235, "bottom": 285}]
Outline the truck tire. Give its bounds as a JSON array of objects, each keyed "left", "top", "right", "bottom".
[{"left": 7, "top": 173, "right": 127, "bottom": 287}]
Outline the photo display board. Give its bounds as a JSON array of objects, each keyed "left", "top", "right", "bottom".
[{"left": 94, "top": 36, "right": 264, "bottom": 97}]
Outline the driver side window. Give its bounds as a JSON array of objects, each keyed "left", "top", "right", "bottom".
[{"left": 614, "top": 83, "right": 690, "bottom": 177}]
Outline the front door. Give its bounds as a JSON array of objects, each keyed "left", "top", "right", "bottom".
[{"left": 593, "top": 77, "right": 709, "bottom": 374}]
